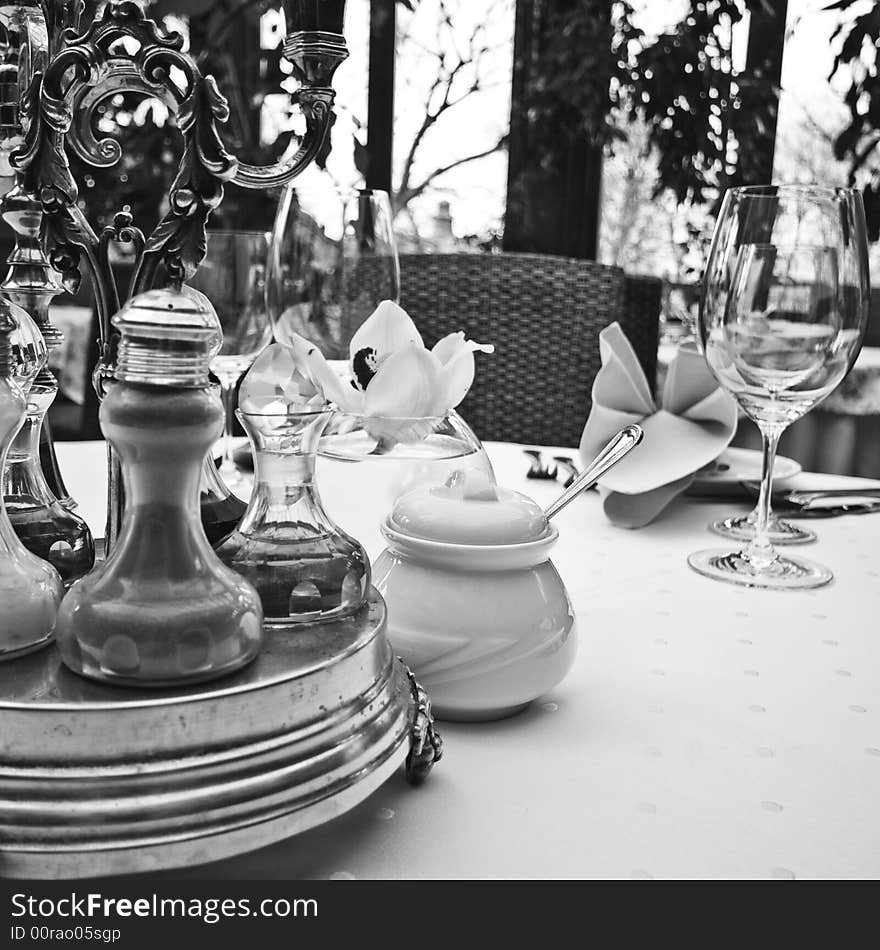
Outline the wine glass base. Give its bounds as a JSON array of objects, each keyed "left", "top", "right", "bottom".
[
  {"left": 688, "top": 548, "right": 833, "bottom": 590},
  {"left": 710, "top": 514, "right": 816, "bottom": 545}
]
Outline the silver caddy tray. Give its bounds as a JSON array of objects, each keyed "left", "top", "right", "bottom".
[{"left": 0, "top": 589, "right": 441, "bottom": 878}]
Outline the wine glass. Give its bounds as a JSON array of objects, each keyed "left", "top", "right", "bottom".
[
  {"left": 689, "top": 185, "right": 869, "bottom": 590},
  {"left": 266, "top": 182, "right": 400, "bottom": 359},
  {"left": 188, "top": 230, "right": 272, "bottom": 492}
]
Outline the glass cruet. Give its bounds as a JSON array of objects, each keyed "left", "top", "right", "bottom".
[
  {"left": 0, "top": 301, "right": 63, "bottom": 660},
  {"left": 2, "top": 299, "right": 95, "bottom": 584},
  {"left": 215, "top": 407, "right": 370, "bottom": 626},
  {"left": 199, "top": 380, "right": 247, "bottom": 546},
  {"left": 200, "top": 450, "right": 247, "bottom": 547},
  {"left": 54, "top": 285, "right": 264, "bottom": 687}
]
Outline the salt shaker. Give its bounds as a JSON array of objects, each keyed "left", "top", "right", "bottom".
[
  {"left": 0, "top": 302, "right": 63, "bottom": 660},
  {"left": 55, "top": 286, "right": 264, "bottom": 686}
]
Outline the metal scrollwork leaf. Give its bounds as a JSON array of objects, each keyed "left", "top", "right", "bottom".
[
  {"left": 41, "top": 1, "right": 84, "bottom": 48},
  {"left": 12, "top": 72, "right": 77, "bottom": 205},
  {"left": 140, "top": 76, "right": 238, "bottom": 286},
  {"left": 56, "top": 0, "right": 195, "bottom": 169},
  {"left": 400, "top": 660, "right": 443, "bottom": 785},
  {"left": 43, "top": 205, "right": 85, "bottom": 294},
  {"left": 10, "top": 70, "right": 84, "bottom": 296}
]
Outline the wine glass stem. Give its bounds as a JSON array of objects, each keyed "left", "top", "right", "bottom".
[
  {"left": 748, "top": 425, "right": 782, "bottom": 568},
  {"left": 220, "top": 377, "right": 239, "bottom": 470}
]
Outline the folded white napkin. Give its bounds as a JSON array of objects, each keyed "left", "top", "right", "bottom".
[{"left": 579, "top": 322, "right": 738, "bottom": 527}]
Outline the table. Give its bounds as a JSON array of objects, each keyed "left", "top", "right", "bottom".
[{"left": 53, "top": 441, "right": 880, "bottom": 880}]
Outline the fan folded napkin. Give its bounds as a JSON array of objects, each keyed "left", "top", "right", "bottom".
[{"left": 579, "top": 322, "right": 738, "bottom": 527}]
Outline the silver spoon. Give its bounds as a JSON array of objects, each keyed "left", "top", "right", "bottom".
[{"left": 543, "top": 424, "right": 644, "bottom": 521}]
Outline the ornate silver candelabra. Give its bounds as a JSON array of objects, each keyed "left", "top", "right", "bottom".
[{"left": 0, "top": 0, "right": 349, "bottom": 548}]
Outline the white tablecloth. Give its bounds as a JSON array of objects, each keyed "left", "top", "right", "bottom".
[{"left": 54, "top": 441, "right": 880, "bottom": 880}]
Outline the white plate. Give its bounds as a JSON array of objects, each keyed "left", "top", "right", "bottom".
[{"left": 692, "top": 447, "right": 801, "bottom": 488}]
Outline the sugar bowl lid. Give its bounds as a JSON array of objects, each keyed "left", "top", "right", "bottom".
[
  {"left": 113, "top": 285, "right": 222, "bottom": 387},
  {"left": 388, "top": 470, "right": 550, "bottom": 545}
]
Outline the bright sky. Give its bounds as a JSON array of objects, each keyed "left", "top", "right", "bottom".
[{"left": 775, "top": 0, "right": 874, "bottom": 181}]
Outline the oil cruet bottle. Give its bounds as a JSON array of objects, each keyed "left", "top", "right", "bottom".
[
  {"left": 2, "top": 301, "right": 95, "bottom": 584},
  {"left": 0, "top": 301, "right": 63, "bottom": 660},
  {"left": 213, "top": 339, "right": 369, "bottom": 627},
  {"left": 214, "top": 405, "right": 369, "bottom": 625},
  {"left": 55, "top": 286, "right": 264, "bottom": 686}
]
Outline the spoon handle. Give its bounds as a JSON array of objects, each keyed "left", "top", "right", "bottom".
[{"left": 543, "top": 424, "right": 644, "bottom": 521}]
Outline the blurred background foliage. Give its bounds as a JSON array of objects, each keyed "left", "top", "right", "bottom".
[{"left": 826, "top": 0, "right": 880, "bottom": 239}]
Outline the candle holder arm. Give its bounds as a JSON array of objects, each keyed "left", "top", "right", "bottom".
[{"left": 231, "top": 30, "right": 348, "bottom": 191}]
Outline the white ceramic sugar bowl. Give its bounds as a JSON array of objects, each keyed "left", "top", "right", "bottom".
[{"left": 373, "top": 471, "right": 577, "bottom": 721}]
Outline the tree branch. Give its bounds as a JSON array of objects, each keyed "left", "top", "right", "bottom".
[
  {"left": 393, "top": 0, "right": 513, "bottom": 217},
  {"left": 398, "top": 72, "right": 447, "bottom": 197},
  {"left": 398, "top": 49, "right": 482, "bottom": 196},
  {"left": 397, "top": 136, "right": 507, "bottom": 210}
]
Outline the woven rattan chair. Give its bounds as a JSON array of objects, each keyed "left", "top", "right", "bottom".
[{"left": 399, "top": 253, "right": 661, "bottom": 447}]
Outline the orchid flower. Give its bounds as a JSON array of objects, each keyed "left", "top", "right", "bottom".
[
  {"left": 241, "top": 301, "right": 493, "bottom": 449},
  {"left": 289, "top": 300, "right": 494, "bottom": 422}
]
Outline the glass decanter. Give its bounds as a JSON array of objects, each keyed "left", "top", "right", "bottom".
[
  {"left": 215, "top": 407, "right": 369, "bottom": 626},
  {"left": 0, "top": 302, "right": 63, "bottom": 661},
  {"left": 316, "top": 409, "right": 495, "bottom": 550},
  {"left": 55, "top": 286, "right": 264, "bottom": 687},
  {"left": 199, "top": 380, "right": 247, "bottom": 546},
  {"left": 3, "top": 299, "right": 94, "bottom": 584}
]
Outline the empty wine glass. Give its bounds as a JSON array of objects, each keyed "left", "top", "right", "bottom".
[
  {"left": 266, "top": 182, "right": 399, "bottom": 359},
  {"left": 689, "top": 185, "right": 869, "bottom": 590},
  {"left": 188, "top": 230, "right": 272, "bottom": 492}
]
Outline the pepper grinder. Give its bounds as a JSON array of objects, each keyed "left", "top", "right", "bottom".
[
  {"left": 55, "top": 286, "right": 264, "bottom": 687},
  {"left": 0, "top": 300, "right": 63, "bottom": 661}
]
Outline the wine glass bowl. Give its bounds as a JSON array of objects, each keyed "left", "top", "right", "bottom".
[
  {"left": 266, "top": 183, "right": 399, "bottom": 359},
  {"left": 705, "top": 245, "right": 850, "bottom": 423},
  {"left": 689, "top": 185, "right": 869, "bottom": 590}
]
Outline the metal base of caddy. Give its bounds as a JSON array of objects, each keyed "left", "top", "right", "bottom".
[{"left": 0, "top": 589, "right": 440, "bottom": 879}]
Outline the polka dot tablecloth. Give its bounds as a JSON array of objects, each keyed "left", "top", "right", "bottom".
[{"left": 56, "top": 441, "right": 880, "bottom": 880}]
